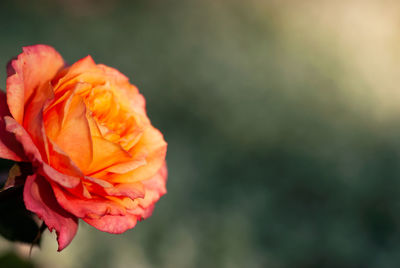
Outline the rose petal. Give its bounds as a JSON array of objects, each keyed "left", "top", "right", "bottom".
[
  {"left": 129, "top": 163, "right": 167, "bottom": 219},
  {"left": 83, "top": 213, "right": 138, "bottom": 234},
  {"left": 52, "top": 56, "right": 97, "bottom": 92},
  {"left": 141, "top": 162, "right": 168, "bottom": 198},
  {"left": 44, "top": 89, "right": 93, "bottom": 171},
  {"left": 86, "top": 136, "right": 132, "bottom": 175},
  {"left": 51, "top": 181, "right": 127, "bottom": 218},
  {"left": 82, "top": 178, "right": 145, "bottom": 204},
  {"left": 103, "top": 182, "right": 145, "bottom": 200},
  {"left": 84, "top": 176, "right": 113, "bottom": 188},
  {"left": 4, "top": 116, "right": 42, "bottom": 162},
  {"left": 0, "top": 91, "right": 25, "bottom": 161},
  {"left": 108, "top": 126, "right": 167, "bottom": 183},
  {"left": 105, "top": 153, "right": 147, "bottom": 174},
  {"left": 97, "top": 64, "right": 146, "bottom": 116},
  {"left": 7, "top": 45, "right": 64, "bottom": 124},
  {"left": 4, "top": 116, "right": 88, "bottom": 197},
  {"left": 7, "top": 45, "right": 65, "bottom": 159},
  {"left": 23, "top": 173, "right": 78, "bottom": 251},
  {"left": 46, "top": 138, "right": 85, "bottom": 178}
]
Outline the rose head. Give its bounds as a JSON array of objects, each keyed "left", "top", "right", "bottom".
[{"left": 0, "top": 45, "right": 167, "bottom": 251}]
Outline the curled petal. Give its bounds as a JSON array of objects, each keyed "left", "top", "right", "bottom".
[
  {"left": 41, "top": 164, "right": 82, "bottom": 191},
  {"left": 23, "top": 173, "right": 78, "bottom": 251}
]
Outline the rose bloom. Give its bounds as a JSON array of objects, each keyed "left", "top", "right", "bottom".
[{"left": 0, "top": 45, "right": 167, "bottom": 251}]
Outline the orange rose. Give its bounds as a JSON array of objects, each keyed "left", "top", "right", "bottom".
[{"left": 0, "top": 45, "right": 167, "bottom": 251}]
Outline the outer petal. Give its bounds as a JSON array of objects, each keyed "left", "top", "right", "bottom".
[
  {"left": 23, "top": 173, "right": 78, "bottom": 251},
  {"left": 7, "top": 45, "right": 64, "bottom": 124},
  {"left": 0, "top": 91, "right": 25, "bottom": 161},
  {"left": 51, "top": 182, "right": 127, "bottom": 218},
  {"left": 129, "top": 163, "right": 167, "bottom": 219},
  {"left": 83, "top": 165, "right": 167, "bottom": 234},
  {"left": 4, "top": 116, "right": 42, "bottom": 162},
  {"left": 83, "top": 214, "right": 138, "bottom": 234},
  {"left": 140, "top": 163, "right": 167, "bottom": 207}
]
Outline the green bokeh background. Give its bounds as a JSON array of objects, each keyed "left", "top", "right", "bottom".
[{"left": 1, "top": 0, "right": 400, "bottom": 267}]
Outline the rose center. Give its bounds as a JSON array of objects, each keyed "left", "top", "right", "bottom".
[{"left": 82, "top": 85, "right": 143, "bottom": 151}]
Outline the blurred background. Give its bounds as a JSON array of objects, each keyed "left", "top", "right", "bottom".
[{"left": 1, "top": 0, "right": 400, "bottom": 267}]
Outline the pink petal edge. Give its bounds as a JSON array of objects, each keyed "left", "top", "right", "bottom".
[
  {"left": 24, "top": 173, "right": 78, "bottom": 251},
  {"left": 6, "top": 45, "right": 64, "bottom": 124},
  {"left": 83, "top": 213, "right": 138, "bottom": 234},
  {"left": 0, "top": 91, "right": 25, "bottom": 161}
]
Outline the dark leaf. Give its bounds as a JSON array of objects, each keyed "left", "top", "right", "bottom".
[{"left": 0, "top": 163, "right": 40, "bottom": 245}]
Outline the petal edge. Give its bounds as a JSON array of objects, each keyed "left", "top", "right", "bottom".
[{"left": 23, "top": 173, "right": 78, "bottom": 251}]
